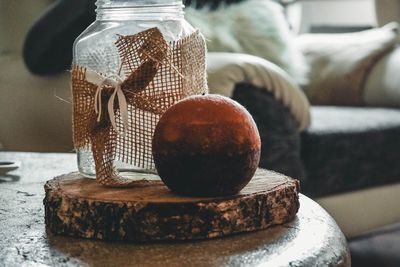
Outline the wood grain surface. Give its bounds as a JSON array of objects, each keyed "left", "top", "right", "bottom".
[{"left": 44, "top": 169, "right": 300, "bottom": 241}]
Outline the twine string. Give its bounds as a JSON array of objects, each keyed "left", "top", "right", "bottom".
[{"left": 94, "top": 74, "right": 128, "bottom": 136}]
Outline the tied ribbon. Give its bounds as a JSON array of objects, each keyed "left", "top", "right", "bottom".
[{"left": 93, "top": 74, "right": 129, "bottom": 136}]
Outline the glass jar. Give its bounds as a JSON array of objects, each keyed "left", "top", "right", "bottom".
[{"left": 73, "top": 0, "right": 196, "bottom": 179}]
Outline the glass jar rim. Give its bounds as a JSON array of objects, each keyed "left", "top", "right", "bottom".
[
  {"left": 95, "top": 0, "right": 185, "bottom": 20},
  {"left": 96, "top": 0, "right": 184, "bottom": 8}
]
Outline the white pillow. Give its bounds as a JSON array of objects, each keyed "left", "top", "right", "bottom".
[
  {"left": 364, "top": 46, "right": 400, "bottom": 107},
  {"left": 185, "top": 0, "right": 307, "bottom": 84},
  {"left": 296, "top": 23, "right": 399, "bottom": 106},
  {"left": 207, "top": 52, "right": 311, "bottom": 130}
]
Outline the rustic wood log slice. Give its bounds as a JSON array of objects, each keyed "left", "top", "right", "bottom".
[{"left": 44, "top": 169, "right": 300, "bottom": 242}]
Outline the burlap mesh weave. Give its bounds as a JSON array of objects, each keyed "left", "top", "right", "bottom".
[{"left": 72, "top": 28, "right": 208, "bottom": 187}]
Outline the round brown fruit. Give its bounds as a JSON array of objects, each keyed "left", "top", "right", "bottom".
[{"left": 152, "top": 94, "right": 261, "bottom": 197}]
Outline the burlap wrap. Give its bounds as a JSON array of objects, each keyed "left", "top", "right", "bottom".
[{"left": 71, "top": 28, "right": 208, "bottom": 187}]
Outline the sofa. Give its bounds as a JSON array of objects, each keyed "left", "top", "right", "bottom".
[{"left": 1, "top": 0, "right": 400, "bottom": 238}]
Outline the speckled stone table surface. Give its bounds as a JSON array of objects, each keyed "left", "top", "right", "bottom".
[{"left": 0, "top": 152, "right": 350, "bottom": 267}]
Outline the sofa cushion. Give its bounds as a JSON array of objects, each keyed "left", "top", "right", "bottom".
[
  {"left": 296, "top": 23, "right": 399, "bottom": 106},
  {"left": 232, "top": 85, "right": 305, "bottom": 181},
  {"left": 207, "top": 53, "right": 310, "bottom": 130},
  {"left": 301, "top": 106, "right": 400, "bottom": 197},
  {"left": 185, "top": 0, "right": 307, "bottom": 83},
  {"left": 364, "top": 46, "right": 400, "bottom": 107}
]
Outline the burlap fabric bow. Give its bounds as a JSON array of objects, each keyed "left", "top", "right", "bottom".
[{"left": 71, "top": 28, "right": 207, "bottom": 187}]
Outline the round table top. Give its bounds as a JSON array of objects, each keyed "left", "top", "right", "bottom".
[{"left": 0, "top": 152, "right": 350, "bottom": 267}]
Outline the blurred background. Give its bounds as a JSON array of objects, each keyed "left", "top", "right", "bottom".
[{"left": 0, "top": 0, "right": 395, "bottom": 152}]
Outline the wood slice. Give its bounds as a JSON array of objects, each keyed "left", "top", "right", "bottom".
[{"left": 44, "top": 169, "right": 300, "bottom": 242}]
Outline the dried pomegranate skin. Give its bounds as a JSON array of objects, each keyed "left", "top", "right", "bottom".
[
  {"left": 153, "top": 149, "right": 260, "bottom": 196},
  {"left": 152, "top": 94, "right": 261, "bottom": 197}
]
